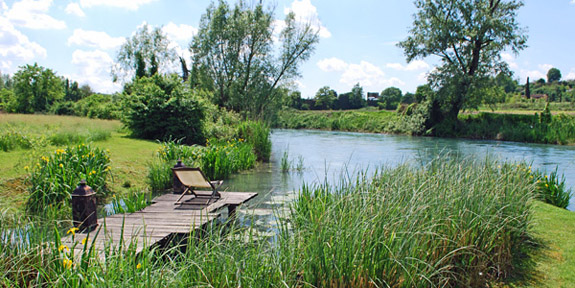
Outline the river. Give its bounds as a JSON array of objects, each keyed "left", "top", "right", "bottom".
[{"left": 223, "top": 129, "right": 575, "bottom": 225}]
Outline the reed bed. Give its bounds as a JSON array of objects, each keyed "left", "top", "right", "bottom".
[
  {"left": 148, "top": 139, "right": 257, "bottom": 192},
  {"left": 284, "top": 158, "right": 537, "bottom": 287},
  {"left": 1, "top": 157, "right": 539, "bottom": 287}
]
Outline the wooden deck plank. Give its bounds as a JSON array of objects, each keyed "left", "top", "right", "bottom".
[{"left": 63, "top": 191, "right": 257, "bottom": 257}]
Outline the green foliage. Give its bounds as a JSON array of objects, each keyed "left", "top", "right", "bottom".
[
  {"left": 26, "top": 144, "right": 111, "bottom": 213},
  {"left": 8, "top": 63, "right": 64, "bottom": 113},
  {"left": 276, "top": 109, "right": 402, "bottom": 133},
  {"left": 399, "top": 0, "right": 527, "bottom": 122},
  {"left": 437, "top": 112, "right": 575, "bottom": 144},
  {"left": 314, "top": 86, "right": 337, "bottom": 110},
  {"left": 534, "top": 168, "right": 572, "bottom": 209},
  {"left": 148, "top": 138, "right": 257, "bottom": 192},
  {"left": 73, "top": 93, "right": 123, "bottom": 119},
  {"left": 122, "top": 74, "right": 206, "bottom": 145},
  {"left": 289, "top": 158, "right": 536, "bottom": 287},
  {"left": 113, "top": 24, "right": 177, "bottom": 82},
  {"left": 191, "top": 1, "right": 319, "bottom": 120},
  {"left": 201, "top": 139, "right": 256, "bottom": 180},
  {"left": 0, "top": 130, "right": 40, "bottom": 152},
  {"left": 547, "top": 67, "right": 562, "bottom": 83},
  {"left": 236, "top": 121, "right": 271, "bottom": 162},
  {"left": 108, "top": 190, "right": 153, "bottom": 215},
  {"left": 379, "top": 86, "right": 402, "bottom": 110}
]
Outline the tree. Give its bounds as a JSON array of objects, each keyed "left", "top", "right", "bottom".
[
  {"left": 398, "top": 0, "right": 527, "bottom": 123},
  {"left": 190, "top": 0, "right": 319, "bottom": 120},
  {"left": 349, "top": 83, "right": 366, "bottom": 109},
  {"left": 379, "top": 87, "right": 402, "bottom": 110},
  {"left": 9, "top": 63, "right": 64, "bottom": 113},
  {"left": 525, "top": 77, "right": 530, "bottom": 99},
  {"left": 314, "top": 86, "right": 337, "bottom": 110},
  {"left": 113, "top": 24, "right": 177, "bottom": 82},
  {"left": 547, "top": 67, "right": 561, "bottom": 83},
  {"left": 495, "top": 72, "right": 517, "bottom": 93}
]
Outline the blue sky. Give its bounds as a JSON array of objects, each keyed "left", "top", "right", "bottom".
[{"left": 1, "top": 0, "right": 574, "bottom": 98}]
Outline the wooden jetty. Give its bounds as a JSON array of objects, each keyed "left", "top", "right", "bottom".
[{"left": 64, "top": 191, "right": 257, "bottom": 254}]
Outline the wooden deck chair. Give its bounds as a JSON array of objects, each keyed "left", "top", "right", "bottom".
[{"left": 172, "top": 167, "right": 222, "bottom": 205}]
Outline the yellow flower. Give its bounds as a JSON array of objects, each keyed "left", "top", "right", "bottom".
[
  {"left": 59, "top": 163, "right": 64, "bottom": 168},
  {"left": 24, "top": 166, "right": 29, "bottom": 170},
  {"left": 545, "top": 184, "right": 549, "bottom": 188},
  {"left": 136, "top": 263, "right": 142, "bottom": 269},
  {"left": 82, "top": 237, "right": 89, "bottom": 245},
  {"left": 62, "top": 258, "right": 73, "bottom": 269},
  {"left": 58, "top": 244, "right": 69, "bottom": 253},
  {"left": 66, "top": 227, "right": 79, "bottom": 236}
]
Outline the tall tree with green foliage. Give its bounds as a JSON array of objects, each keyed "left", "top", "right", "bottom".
[
  {"left": 190, "top": 0, "right": 319, "bottom": 120},
  {"left": 9, "top": 63, "right": 64, "bottom": 113},
  {"left": 314, "top": 86, "right": 337, "bottom": 110},
  {"left": 379, "top": 87, "right": 402, "bottom": 110},
  {"left": 398, "top": 0, "right": 527, "bottom": 124},
  {"left": 113, "top": 24, "right": 177, "bottom": 82},
  {"left": 547, "top": 67, "right": 561, "bottom": 83}
]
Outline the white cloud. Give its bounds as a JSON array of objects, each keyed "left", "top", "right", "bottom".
[
  {"left": 317, "top": 58, "right": 407, "bottom": 89},
  {"left": 501, "top": 53, "right": 518, "bottom": 70},
  {"left": 317, "top": 57, "right": 348, "bottom": 72},
  {"left": 341, "top": 61, "right": 401, "bottom": 87},
  {"left": 0, "top": 16, "right": 47, "bottom": 72},
  {"left": 539, "top": 64, "right": 554, "bottom": 72},
  {"left": 79, "top": 0, "right": 158, "bottom": 10},
  {"left": 65, "top": 3, "right": 85, "bottom": 17},
  {"left": 70, "top": 49, "right": 121, "bottom": 93},
  {"left": 386, "top": 60, "right": 430, "bottom": 71},
  {"left": 4, "top": 0, "right": 66, "bottom": 30},
  {"left": 67, "top": 29, "right": 125, "bottom": 50},
  {"left": 162, "top": 22, "right": 197, "bottom": 42},
  {"left": 284, "top": 0, "right": 331, "bottom": 38},
  {"left": 520, "top": 69, "right": 546, "bottom": 81}
]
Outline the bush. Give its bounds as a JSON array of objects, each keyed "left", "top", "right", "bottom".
[
  {"left": 122, "top": 75, "right": 206, "bottom": 145},
  {"left": 26, "top": 144, "right": 111, "bottom": 213}
]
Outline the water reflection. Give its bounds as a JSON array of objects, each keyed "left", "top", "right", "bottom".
[{"left": 224, "top": 129, "right": 575, "bottom": 214}]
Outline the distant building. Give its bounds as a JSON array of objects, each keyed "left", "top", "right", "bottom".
[
  {"left": 530, "top": 94, "right": 548, "bottom": 100},
  {"left": 367, "top": 92, "right": 380, "bottom": 101}
]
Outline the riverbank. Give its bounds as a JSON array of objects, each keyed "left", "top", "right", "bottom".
[
  {"left": 275, "top": 109, "right": 575, "bottom": 145},
  {"left": 1, "top": 115, "right": 574, "bottom": 286}
]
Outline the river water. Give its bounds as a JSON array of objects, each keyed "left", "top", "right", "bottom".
[{"left": 223, "top": 129, "right": 575, "bottom": 223}]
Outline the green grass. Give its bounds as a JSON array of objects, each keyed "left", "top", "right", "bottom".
[
  {"left": 277, "top": 109, "right": 575, "bottom": 145},
  {"left": 529, "top": 201, "right": 575, "bottom": 287}
]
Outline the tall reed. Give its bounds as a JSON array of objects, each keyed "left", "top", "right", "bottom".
[{"left": 283, "top": 157, "right": 537, "bottom": 287}]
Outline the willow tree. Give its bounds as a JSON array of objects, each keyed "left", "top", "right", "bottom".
[
  {"left": 399, "top": 0, "right": 527, "bottom": 123},
  {"left": 190, "top": 0, "right": 319, "bottom": 120},
  {"left": 113, "top": 24, "right": 177, "bottom": 83}
]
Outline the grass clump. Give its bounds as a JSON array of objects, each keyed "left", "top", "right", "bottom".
[
  {"left": 284, "top": 157, "right": 537, "bottom": 287},
  {"left": 148, "top": 138, "right": 257, "bottom": 192},
  {"left": 26, "top": 144, "right": 112, "bottom": 214},
  {"left": 236, "top": 121, "right": 271, "bottom": 162}
]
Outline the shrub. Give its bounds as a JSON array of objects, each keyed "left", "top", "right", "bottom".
[
  {"left": 26, "top": 144, "right": 111, "bottom": 213},
  {"left": 122, "top": 75, "right": 206, "bottom": 145}
]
